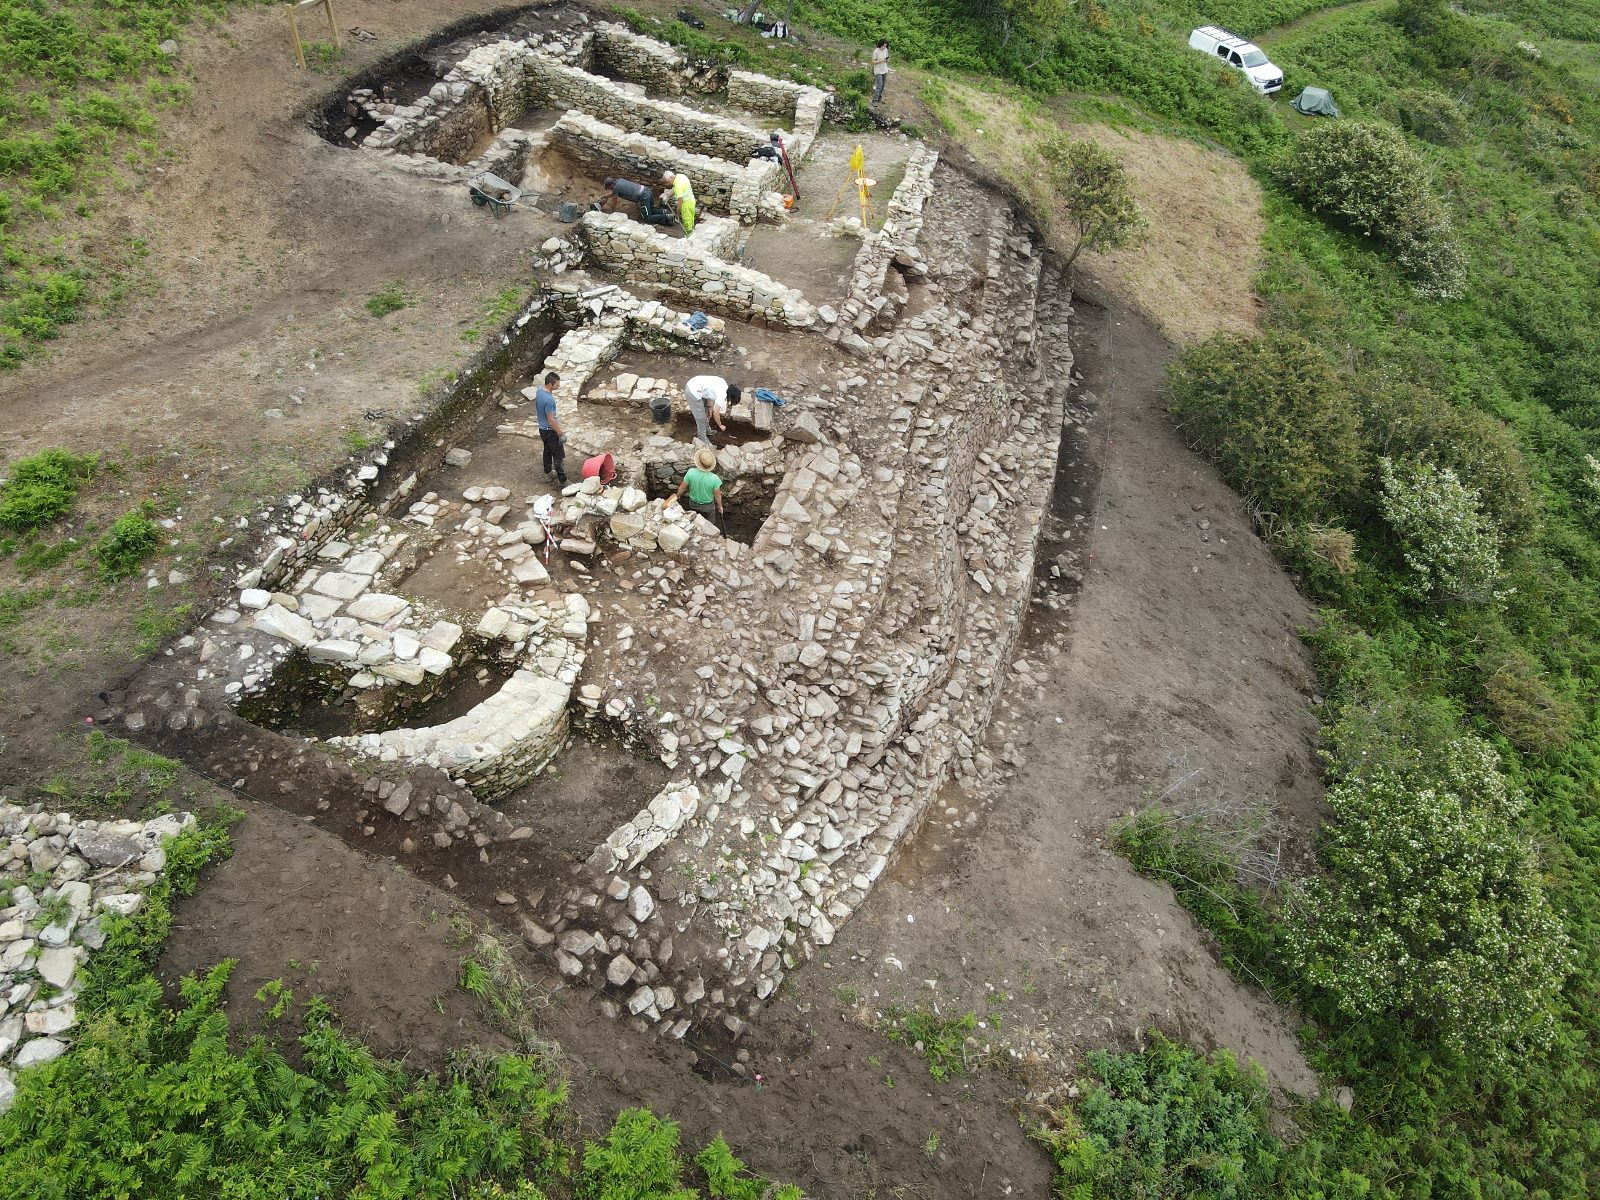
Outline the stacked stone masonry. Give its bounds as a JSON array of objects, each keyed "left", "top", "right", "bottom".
[
  {"left": 349, "top": 20, "right": 826, "bottom": 226},
  {"left": 579, "top": 211, "right": 816, "bottom": 327},
  {"left": 823, "top": 144, "right": 939, "bottom": 348}
]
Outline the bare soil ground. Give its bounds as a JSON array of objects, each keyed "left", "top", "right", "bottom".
[{"left": 3, "top": 2, "right": 1326, "bottom": 1194}]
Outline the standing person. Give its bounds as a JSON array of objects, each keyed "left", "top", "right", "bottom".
[
  {"left": 659, "top": 170, "right": 697, "bottom": 234},
  {"left": 670, "top": 447, "right": 724, "bottom": 527},
  {"left": 534, "top": 371, "right": 567, "bottom": 485},
  {"left": 871, "top": 39, "right": 890, "bottom": 105},
  {"left": 601, "top": 177, "right": 673, "bottom": 225},
  {"left": 683, "top": 375, "right": 740, "bottom": 445}
]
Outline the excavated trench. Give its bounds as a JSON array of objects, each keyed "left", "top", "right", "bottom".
[
  {"left": 310, "top": 3, "right": 596, "bottom": 147},
  {"left": 237, "top": 641, "right": 517, "bottom": 741}
]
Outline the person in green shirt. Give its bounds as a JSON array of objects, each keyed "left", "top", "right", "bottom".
[{"left": 671, "top": 447, "right": 723, "bottom": 527}]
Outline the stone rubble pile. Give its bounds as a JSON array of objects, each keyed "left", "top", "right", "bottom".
[{"left": 0, "top": 804, "right": 195, "bottom": 1112}]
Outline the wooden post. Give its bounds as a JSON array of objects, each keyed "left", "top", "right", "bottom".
[
  {"left": 322, "top": 0, "right": 341, "bottom": 50},
  {"left": 286, "top": 3, "right": 306, "bottom": 70}
]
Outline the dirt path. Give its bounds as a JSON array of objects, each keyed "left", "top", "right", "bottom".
[{"left": 786, "top": 287, "right": 1324, "bottom": 1101}]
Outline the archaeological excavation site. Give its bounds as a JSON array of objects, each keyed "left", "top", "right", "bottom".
[{"left": 104, "top": 7, "right": 1078, "bottom": 1052}]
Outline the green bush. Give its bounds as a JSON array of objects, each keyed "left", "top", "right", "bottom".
[
  {"left": 365, "top": 284, "right": 408, "bottom": 318},
  {"left": 1165, "top": 333, "right": 1364, "bottom": 522},
  {"left": 1377, "top": 456, "right": 1505, "bottom": 603},
  {"left": 579, "top": 1108, "right": 697, "bottom": 1200},
  {"left": 92, "top": 506, "right": 160, "bottom": 580},
  {"left": 0, "top": 447, "right": 96, "bottom": 532},
  {"left": 1038, "top": 1030, "right": 1281, "bottom": 1200},
  {"left": 1280, "top": 120, "right": 1466, "bottom": 297},
  {"left": 1393, "top": 88, "right": 1468, "bottom": 146},
  {"left": 1481, "top": 647, "right": 1579, "bottom": 752},
  {"left": 881, "top": 1005, "right": 979, "bottom": 1081},
  {"left": 1285, "top": 734, "right": 1572, "bottom": 1059},
  {"left": 1356, "top": 373, "right": 1537, "bottom": 535}
]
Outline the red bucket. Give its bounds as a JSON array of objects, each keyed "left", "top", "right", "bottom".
[{"left": 581, "top": 453, "right": 616, "bottom": 485}]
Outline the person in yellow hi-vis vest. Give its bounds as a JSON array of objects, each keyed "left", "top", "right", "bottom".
[{"left": 658, "top": 170, "right": 697, "bottom": 234}]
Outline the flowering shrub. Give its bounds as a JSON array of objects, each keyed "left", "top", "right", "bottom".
[
  {"left": 1378, "top": 457, "right": 1505, "bottom": 603},
  {"left": 1281, "top": 121, "right": 1467, "bottom": 298},
  {"left": 1285, "top": 735, "right": 1571, "bottom": 1059}
]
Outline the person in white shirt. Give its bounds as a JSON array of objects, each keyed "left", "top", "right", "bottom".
[
  {"left": 871, "top": 40, "right": 890, "bottom": 105},
  {"left": 683, "top": 375, "right": 741, "bottom": 444}
]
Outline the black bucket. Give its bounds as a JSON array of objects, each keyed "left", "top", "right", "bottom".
[{"left": 649, "top": 395, "right": 673, "bottom": 425}]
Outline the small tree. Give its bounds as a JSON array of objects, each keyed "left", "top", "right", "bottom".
[{"left": 1040, "top": 136, "right": 1149, "bottom": 268}]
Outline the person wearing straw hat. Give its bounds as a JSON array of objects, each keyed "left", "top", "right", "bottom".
[{"left": 668, "top": 447, "right": 723, "bottom": 528}]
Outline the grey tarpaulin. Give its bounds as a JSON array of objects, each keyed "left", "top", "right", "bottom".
[{"left": 1292, "top": 86, "right": 1341, "bottom": 117}]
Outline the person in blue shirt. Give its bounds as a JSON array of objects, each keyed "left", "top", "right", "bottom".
[{"left": 534, "top": 371, "right": 567, "bottom": 485}]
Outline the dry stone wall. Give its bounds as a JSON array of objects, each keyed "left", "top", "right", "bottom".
[
  {"left": 578, "top": 211, "right": 816, "bottom": 327},
  {"left": 726, "top": 70, "right": 827, "bottom": 161},
  {"left": 591, "top": 22, "right": 701, "bottom": 96},
  {"left": 822, "top": 144, "right": 939, "bottom": 349},
  {"left": 550, "top": 112, "right": 776, "bottom": 224}
]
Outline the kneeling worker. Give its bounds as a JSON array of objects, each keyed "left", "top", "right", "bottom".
[
  {"left": 601, "top": 177, "right": 673, "bottom": 225},
  {"left": 670, "top": 447, "right": 723, "bottom": 528},
  {"left": 659, "top": 170, "right": 697, "bottom": 234}
]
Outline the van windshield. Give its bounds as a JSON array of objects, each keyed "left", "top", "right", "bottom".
[{"left": 1241, "top": 50, "right": 1269, "bottom": 67}]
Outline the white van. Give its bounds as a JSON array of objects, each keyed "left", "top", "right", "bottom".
[{"left": 1188, "top": 26, "right": 1284, "bottom": 94}]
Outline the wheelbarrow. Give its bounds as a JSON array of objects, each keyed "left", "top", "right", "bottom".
[{"left": 468, "top": 172, "right": 521, "bottom": 216}]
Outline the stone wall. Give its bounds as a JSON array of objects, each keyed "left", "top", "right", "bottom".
[
  {"left": 591, "top": 22, "right": 698, "bottom": 96},
  {"left": 0, "top": 804, "right": 196, "bottom": 1109},
  {"left": 726, "top": 70, "right": 827, "bottom": 162},
  {"left": 531, "top": 288, "right": 728, "bottom": 400},
  {"left": 822, "top": 144, "right": 939, "bottom": 350},
  {"left": 514, "top": 54, "right": 767, "bottom": 164},
  {"left": 578, "top": 211, "right": 816, "bottom": 327},
  {"left": 550, "top": 111, "right": 779, "bottom": 224},
  {"left": 335, "top": 660, "right": 571, "bottom": 795}
]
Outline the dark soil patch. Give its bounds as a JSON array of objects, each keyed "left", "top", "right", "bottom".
[
  {"left": 717, "top": 471, "right": 777, "bottom": 544},
  {"left": 496, "top": 720, "right": 672, "bottom": 865}
]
